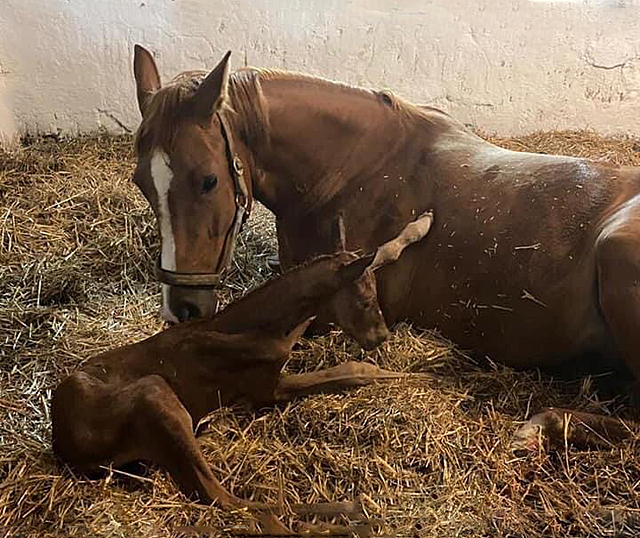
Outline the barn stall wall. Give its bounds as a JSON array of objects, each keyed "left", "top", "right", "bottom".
[{"left": 1, "top": 0, "right": 640, "bottom": 146}]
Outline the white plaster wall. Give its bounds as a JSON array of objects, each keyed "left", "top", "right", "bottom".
[{"left": 1, "top": 0, "right": 640, "bottom": 144}]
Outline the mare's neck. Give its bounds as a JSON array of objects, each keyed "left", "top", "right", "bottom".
[{"left": 249, "top": 77, "right": 411, "bottom": 217}]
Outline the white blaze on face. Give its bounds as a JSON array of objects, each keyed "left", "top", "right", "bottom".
[{"left": 150, "top": 150, "right": 179, "bottom": 323}]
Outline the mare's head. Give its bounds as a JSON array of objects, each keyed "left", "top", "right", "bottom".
[{"left": 132, "top": 45, "right": 252, "bottom": 322}]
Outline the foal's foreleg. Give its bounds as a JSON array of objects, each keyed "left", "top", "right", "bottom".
[{"left": 275, "top": 361, "right": 407, "bottom": 401}]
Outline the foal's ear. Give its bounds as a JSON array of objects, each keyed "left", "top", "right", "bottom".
[
  {"left": 369, "top": 210, "right": 434, "bottom": 272},
  {"left": 329, "top": 213, "right": 347, "bottom": 253},
  {"left": 337, "top": 252, "right": 376, "bottom": 283},
  {"left": 133, "top": 44, "right": 161, "bottom": 117},
  {"left": 191, "top": 51, "right": 232, "bottom": 119},
  {"left": 282, "top": 317, "right": 315, "bottom": 349}
]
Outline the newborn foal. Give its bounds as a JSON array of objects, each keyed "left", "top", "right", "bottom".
[{"left": 52, "top": 212, "right": 433, "bottom": 534}]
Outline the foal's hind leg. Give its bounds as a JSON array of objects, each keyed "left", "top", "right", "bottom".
[
  {"left": 122, "top": 378, "right": 308, "bottom": 534},
  {"left": 123, "top": 376, "right": 242, "bottom": 506},
  {"left": 54, "top": 374, "right": 369, "bottom": 535},
  {"left": 54, "top": 373, "right": 243, "bottom": 507}
]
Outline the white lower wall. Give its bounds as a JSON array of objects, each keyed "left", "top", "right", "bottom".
[{"left": 1, "top": 0, "right": 640, "bottom": 145}]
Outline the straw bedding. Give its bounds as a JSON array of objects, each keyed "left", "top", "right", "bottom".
[{"left": 1, "top": 131, "right": 640, "bottom": 538}]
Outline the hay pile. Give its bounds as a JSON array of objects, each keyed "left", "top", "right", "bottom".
[{"left": 1, "top": 131, "right": 639, "bottom": 538}]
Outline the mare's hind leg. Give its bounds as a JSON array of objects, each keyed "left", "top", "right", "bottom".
[
  {"left": 513, "top": 407, "right": 634, "bottom": 453},
  {"left": 275, "top": 361, "right": 406, "bottom": 401},
  {"left": 596, "top": 229, "right": 640, "bottom": 382},
  {"left": 514, "top": 230, "right": 640, "bottom": 453}
]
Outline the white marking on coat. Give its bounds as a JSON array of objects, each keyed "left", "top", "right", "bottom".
[{"left": 150, "top": 150, "right": 179, "bottom": 323}]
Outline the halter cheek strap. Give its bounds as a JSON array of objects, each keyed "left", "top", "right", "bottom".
[{"left": 154, "top": 111, "right": 251, "bottom": 289}]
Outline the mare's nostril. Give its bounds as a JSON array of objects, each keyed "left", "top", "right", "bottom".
[{"left": 176, "top": 302, "right": 202, "bottom": 322}]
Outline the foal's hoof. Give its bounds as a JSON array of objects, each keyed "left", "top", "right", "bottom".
[
  {"left": 296, "top": 520, "right": 379, "bottom": 537},
  {"left": 511, "top": 410, "right": 565, "bottom": 455}
]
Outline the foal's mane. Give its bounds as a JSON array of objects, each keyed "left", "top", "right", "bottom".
[
  {"left": 184, "top": 251, "right": 359, "bottom": 333},
  {"left": 135, "top": 67, "right": 443, "bottom": 154}
]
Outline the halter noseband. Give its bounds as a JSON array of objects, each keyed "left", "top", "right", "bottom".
[{"left": 154, "top": 111, "right": 250, "bottom": 289}]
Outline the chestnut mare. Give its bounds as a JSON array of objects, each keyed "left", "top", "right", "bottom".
[
  {"left": 52, "top": 213, "right": 433, "bottom": 535},
  {"left": 132, "top": 46, "right": 639, "bottom": 449}
]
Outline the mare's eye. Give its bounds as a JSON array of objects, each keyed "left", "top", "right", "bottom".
[{"left": 202, "top": 174, "right": 218, "bottom": 193}]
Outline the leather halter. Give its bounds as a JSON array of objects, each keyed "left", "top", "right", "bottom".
[{"left": 154, "top": 111, "right": 250, "bottom": 289}]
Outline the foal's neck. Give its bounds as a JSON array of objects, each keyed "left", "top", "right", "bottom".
[{"left": 250, "top": 77, "right": 411, "bottom": 216}]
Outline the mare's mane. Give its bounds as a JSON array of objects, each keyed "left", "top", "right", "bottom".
[{"left": 135, "top": 67, "right": 445, "bottom": 154}]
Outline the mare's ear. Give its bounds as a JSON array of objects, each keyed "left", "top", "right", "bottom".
[
  {"left": 190, "top": 51, "right": 231, "bottom": 119},
  {"left": 337, "top": 252, "right": 375, "bottom": 283},
  {"left": 133, "top": 44, "right": 161, "bottom": 117}
]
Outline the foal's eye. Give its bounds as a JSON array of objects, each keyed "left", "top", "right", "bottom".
[{"left": 202, "top": 174, "right": 218, "bottom": 193}]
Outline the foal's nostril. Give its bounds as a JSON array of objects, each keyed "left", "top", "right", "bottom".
[
  {"left": 175, "top": 301, "right": 202, "bottom": 322},
  {"left": 361, "top": 328, "right": 390, "bottom": 351}
]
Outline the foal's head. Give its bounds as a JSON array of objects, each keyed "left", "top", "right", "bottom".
[
  {"left": 320, "top": 211, "right": 434, "bottom": 350},
  {"left": 317, "top": 216, "right": 390, "bottom": 351},
  {"left": 132, "top": 46, "right": 251, "bottom": 322},
  {"left": 325, "top": 269, "right": 390, "bottom": 351}
]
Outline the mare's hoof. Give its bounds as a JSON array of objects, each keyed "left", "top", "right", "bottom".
[
  {"left": 512, "top": 420, "right": 545, "bottom": 455},
  {"left": 512, "top": 412, "right": 555, "bottom": 455},
  {"left": 266, "top": 255, "right": 281, "bottom": 273}
]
